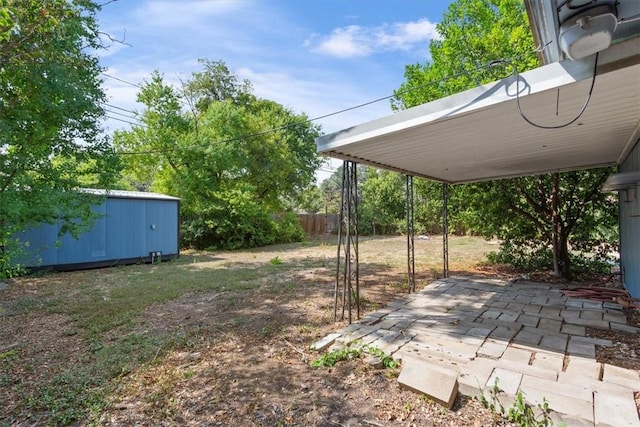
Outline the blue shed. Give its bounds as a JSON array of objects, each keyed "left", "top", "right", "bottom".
[{"left": 17, "top": 189, "right": 180, "bottom": 271}]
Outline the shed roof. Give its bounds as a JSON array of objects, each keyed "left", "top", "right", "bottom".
[
  {"left": 81, "top": 188, "right": 180, "bottom": 201},
  {"left": 316, "top": 38, "right": 640, "bottom": 184}
]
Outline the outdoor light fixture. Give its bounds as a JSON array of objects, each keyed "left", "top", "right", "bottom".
[{"left": 559, "top": 3, "right": 618, "bottom": 60}]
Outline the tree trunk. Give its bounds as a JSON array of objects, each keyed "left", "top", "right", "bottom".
[
  {"left": 559, "top": 231, "right": 571, "bottom": 280},
  {"left": 550, "top": 173, "right": 572, "bottom": 280},
  {"left": 551, "top": 173, "right": 562, "bottom": 277}
]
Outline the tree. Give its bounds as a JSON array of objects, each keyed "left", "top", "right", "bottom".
[
  {"left": 0, "top": 0, "right": 119, "bottom": 277},
  {"left": 114, "top": 62, "right": 322, "bottom": 250},
  {"left": 392, "top": 0, "right": 617, "bottom": 279}
]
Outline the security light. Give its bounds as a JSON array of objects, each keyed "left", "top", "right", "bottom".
[{"left": 559, "top": 4, "right": 618, "bottom": 60}]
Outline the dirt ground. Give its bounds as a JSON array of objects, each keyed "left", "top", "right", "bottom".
[{"left": 1, "top": 236, "right": 638, "bottom": 426}]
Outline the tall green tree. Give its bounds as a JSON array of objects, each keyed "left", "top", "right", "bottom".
[
  {"left": 392, "top": 0, "right": 617, "bottom": 279},
  {"left": 0, "top": 0, "right": 119, "bottom": 276},
  {"left": 115, "top": 62, "right": 322, "bottom": 250}
]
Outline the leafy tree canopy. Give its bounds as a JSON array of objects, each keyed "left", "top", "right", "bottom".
[
  {"left": 1, "top": 0, "right": 119, "bottom": 277},
  {"left": 114, "top": 61, "right": 322, "bottom": 250}
]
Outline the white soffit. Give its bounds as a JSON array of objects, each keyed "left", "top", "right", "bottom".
[{"left": 316, "top": 38, "right": 640, "bottom": 184}]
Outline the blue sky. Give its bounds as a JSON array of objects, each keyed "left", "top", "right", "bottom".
[{"left": 96, "top": 0, "right": 453, "bottom": 175}]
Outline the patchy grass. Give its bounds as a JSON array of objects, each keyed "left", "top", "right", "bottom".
[{"left": 0, "top": 235, "right": 499, "bottom": 426}]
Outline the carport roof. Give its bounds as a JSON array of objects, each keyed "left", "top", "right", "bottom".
[{"left": 316, "top": 38, "right": 640, "bottom": 184}]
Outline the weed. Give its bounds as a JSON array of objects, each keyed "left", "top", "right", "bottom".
[
  {"left": 0, "top": 349, "right": 18, "bottom": 362},
  {"left": 480, "top": 378, "right": 556, "bottom": 427},
  {"left": 311, "top": 341, "right": 398, "bottom": 369},
  {"left": 269, "top": 256, "right": 283, "bottom": 265}
]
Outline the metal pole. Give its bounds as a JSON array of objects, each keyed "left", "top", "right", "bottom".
[
  {"left": 333, "top": 163, "right": 347, "bottom": 321},
  {"left": 406, "top": 175, "right": 415, "bottom": 293},
  {"left": 345, "top": 163, "right": 352, "bottom": 324},
  {"left": 352, "top": 163, "right": 360, "bottom": 320},
  {"left": 442, "top": 182, "right": 449, "bottom": 278}
]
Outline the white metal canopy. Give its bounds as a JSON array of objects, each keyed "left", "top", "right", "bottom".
[{"left": 316, "top": 38, "right": 640, "bottom": 184}]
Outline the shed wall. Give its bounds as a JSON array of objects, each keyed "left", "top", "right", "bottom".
[
  {"left": 18, "top": 195, "right": 179, "bottom": 270},
  {"left": 620, "top": 139, "right": 640, "bottom": 297}
]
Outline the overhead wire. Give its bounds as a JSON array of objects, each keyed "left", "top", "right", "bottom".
[
  {"left": 113, "top": 58, "right": 527, "bottom": 157},
  {"left": 105, "top": 115, "right": 145, "bottom": 128},
  {"left": 110, "top": 41, "right": 580, "bottom": 156},
  {"left": 102, "top": 73, "right": 141, "bottom": 88},
  {"left": 502, "top": 52, "right": 598, "bottom": 129}
]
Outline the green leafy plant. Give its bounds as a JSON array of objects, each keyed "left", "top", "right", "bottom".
[
  {"left": 311, "top": 340, "right": 398, "bottom": 369},
  {"left": 480, "top": 378, "right": 556, "bottom": 427},
  {"left": 269, "top": 256, "right": 283, "bottom": 265}
]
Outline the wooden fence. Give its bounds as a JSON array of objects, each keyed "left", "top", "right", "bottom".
[{"left": 298, "top": 213, "right": 339, "bottom": 235}]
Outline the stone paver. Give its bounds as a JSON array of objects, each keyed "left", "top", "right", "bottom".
[
  {"left": 487, "top": 367, "right": 522, "bottom": 395},
  {"left": 532, "top": 350, "right": 564, "bottom": 372},
  {"left": 563, "top": 355, "right": 601, "bottom": 379},
  {"left": 317, "top": 277, "right": 640, "bottom": 426},
  {"left": 602, "top": 363, "right": 640, "bottom": 390},
  {"left": 398, "top": 356, "right": 458, "bottom": 408},
  {"left": 594, "top": 390, "right": 640, "bottom": 426},
  {"left": 540, "top": 333, "right": 568, "bottom": 352}
]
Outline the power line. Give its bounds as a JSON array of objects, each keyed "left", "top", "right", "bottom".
[
  {"left": 113, "top": 47, "right": 542, "bottom": 157},
  {"left": 105, "top": 108, "right": 138, "bottom": 120},
  {"left": 102, "top": 73, "right": 141, "bottom": 88},
  {"left": 105, "top": 115, "right": 145, "bottom": 128},
  {"left": 104, "top": 102, "right": 138, "bottom": 115}
]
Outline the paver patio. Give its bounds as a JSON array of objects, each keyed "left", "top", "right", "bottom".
[{"left": 315, "top": 276, "right": 640, "bottom": 426}]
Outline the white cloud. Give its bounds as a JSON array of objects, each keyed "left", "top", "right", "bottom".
[
  {"left": 310, "top": 18, "right": 439, "bottom": 58},
  {"left": 311, "top": 25, "right": 373, "bottom": 58},
  {"left": 236, "top": 67, "right": 391, "bottom": 134}
]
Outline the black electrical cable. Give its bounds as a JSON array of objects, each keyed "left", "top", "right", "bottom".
[
  {"left": 105, "top": 115, "right": 145, "bottom": 127},
  {"left": 102, "top": 73, "right": 141, "bottom": 88},
  {"left": 510, "top": 52, "right": 598, "bottom": 130}
]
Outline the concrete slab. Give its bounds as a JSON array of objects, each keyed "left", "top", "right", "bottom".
[
  {"left": 538, "top": 318, "right": 563, "bottom": 333},
  {"left": 602, "top": 364, "right": 640, "bottom": 391},
  {"left": 593, "top": 390, "right": 640, "bottom": 426},
  {"left": 490, "top": 326, "right": 520, "bottom": 341},
  {"left": 610, "top": 322, "right": 639, "bottom": 334},
  {"left": 513, "top": 329, "right": 542, "bottom": 346},
  {"left": 516, "top": 313, "right": 540, "bottom": 327},
  {"left": 540, "top": 334, "right": 568, "bottom": 352},
  {"left": 602, "top": 310, "right": 627, "bottom": 324},
  {"left": 521, "top": 374, "right": 593, "bottom": 402},
  {"left": 531, "top": 350, "right": 564, "bottom": 372},
  {"left": 496, "top": 359, "right": 559, "bottom": 381},
  {"left": 458, "top": 357, "right": 496, "bottom": 397},
  {"left": 487, "top": 367, "right": 523, "bottom": 395},
  {"left": 519, "top": 384, "right": 594, "bottom": 424},
  {"left": 477, "top": 339, "right": 508, "bottom": 359},
  {"left": 561, "top": 323, "right": 586, "bottom": 336},
  {"left": 567, "top": 336, "right": 596, "bottom": 358},
  {"left": 563, "top": 356, "right": 601, "bottom": 379},
  {"left": 311, "top": 333, "right": 341, "bottom": 352},
  {"left": 398, "top": 355, "right": 459, "bottom": 409},
  {"left": 500, "top": 346, "right": 533, "bottom": 365}
]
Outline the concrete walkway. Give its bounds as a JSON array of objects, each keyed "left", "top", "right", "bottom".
[{"left": 315, "top": 276, "right": 640, "bottom": 426}]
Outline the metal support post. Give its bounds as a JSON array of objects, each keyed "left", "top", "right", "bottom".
[
  {"left": 406, "top": 175, "right": 415, "bottom": 293},
  {"left": 442, "top": 182, "right": 449, "bottom": 278},
  {"left": 334, "top": 161, "right": 360, "bottom": 323}
]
